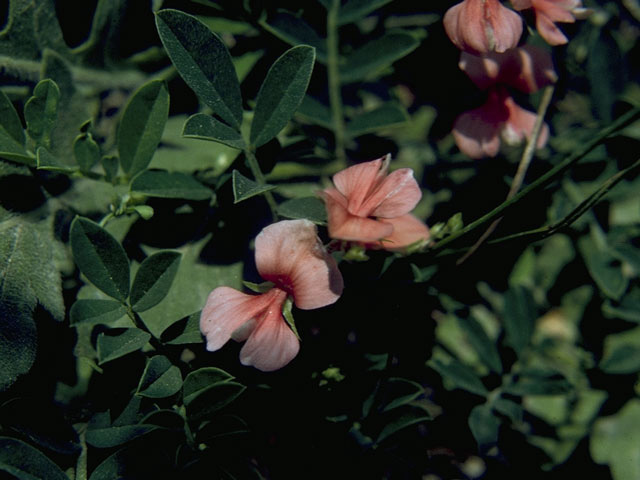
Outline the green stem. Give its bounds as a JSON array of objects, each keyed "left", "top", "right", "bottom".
[
  {"left": 430, "top": 106, "right": 640, "bottom": 252},
  {"left": 327, "top": 0, "right": 347, "bottom": 164},
  {"left": 245, "top": 149, "right": 279, "bottom": 221}
]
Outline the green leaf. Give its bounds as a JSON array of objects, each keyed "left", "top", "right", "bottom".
[
  {"left": 261, "top": 12, "right": 327, "bottom": 63},
  {"left": 183, "top": 367, "right": 235, "bottom": 405},
  {"left": 232, "top": 169, "right": 277, "bottom": 203},
  {"left": 276, "top": 196, "right": 327, "bottom": 224},
  {"left": 161, "top": 311, "right": 203, "bottom": 345},
  {"left": 86, "top": 423, "right": 157, "bottom": 448},
  {"left": 136, "top": 355, "right": 183, "bottom": 398},
  {"left": 70, "top": 216, "right": 130, "bottom": 301},
  {"left": 117, "top": 79, "right": 169, "bottom": 178},
  {"left": 130, "top": 251, "right": 181, "bottom": 312},
  {"left": 346, "top": 103, "right": 409, "bottom": 137},
  {"left": 0, "top": 437, "right": 69, "bottom": 480},
  {"left": 131, "top": 170, "right": 211, "bottom": 200},
  {"left": 296, "top": 95, "right": 333, "bottom": 129},
  {"left": 469, "top": 404, "right": 500, "bottom": 450},
  {"left": 0, "top": 302, "right": 35, "bottom": 393},
  {"left": 101, "top": 155, "right": 119, "bottom": 182},
  {"left": 0, "top": 88, "right": 25, "bottom": 152},
  {"left": 183, "top": 113, "right": 246, "bottom": 149},
  {"left": 460, "top": 317, "right": 502, "bottom": 374},
  {"left": 155, "top": 9, "right": 243, "bottom": 129},
  {"left": 591, "top": 399, "right": 640, "bottom": 480},
  {"left": 382, "top": 377, "right": 425, "bottom": 412},
  {"left": 503, "top": 285, "right": 536, "bottom": 356},
  {"left": 429, "top": 358, "right": 488, "bottom": 396},
  {"left": 338, "top": 0, "right": 394, "bottom": 25},
  {"left": 70, "top": 299, "right": 127, "bottom": 327},
  {"left": 340, "top": 32, "right": 420, "bottom": 83},
  {"left": 185, "top": 381, "right": 246, "bottom": 422},
  {"left": 97, "top": 328, "right": 151, "bottom": 365},
  {"left": 24, "top": 79, "right": 60, "bottom": 146},
  {"left": 504, "top": 376, "right": 572, "bottom": 396},
  {"left": 250, "top": 45, "right": 315, "bottom": 148},
  {"left": 599, "top": 327, "right": 640, "bottom": 374},
  {"left": 579, "top": 235, "right": 627, "bottom": 300},
  {"left": 493, "top": 398, "right": 523, "bottom": 423},
  {"left": 603, "top": 287, "right": 640, "bottom": 323},
  {"left": 73, "top": 133, "right": 101, "bottom": 172},
  {"left": 282, "top": 296, "right": 301, "bottom": 340},
  {"left": 36, "top": 147, "right": 76, "bottom": 173},
  {"left": 375, "top": 406, "right": 431, "bottom": 444}
]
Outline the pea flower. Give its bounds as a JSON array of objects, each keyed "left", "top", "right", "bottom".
[
  {"left": 443, "top": 0, "right": 523, "bottom": 54},
  {"left": 452, "top": 87, "right": 549, "bottom": 158},
  {"left": 511, "top": 0, "right": 587, "bottom": 45},
  {"left": 322, "top": 155, "right": 429, "bottom": 249},
  {"left": 200, "top": 219, "right": 343, "bottom": 372}
]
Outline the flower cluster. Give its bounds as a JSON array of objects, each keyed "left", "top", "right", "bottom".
[
  {"left": 444, "top": 0, "right": 586, "bottom": 158},
  {"left": 200, "top": 157, "right": 427, "bottom": 371}
]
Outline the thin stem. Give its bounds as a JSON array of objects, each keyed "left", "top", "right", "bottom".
[
  {"left": 245, "top": 149, "right": 279, "bottom": 221},
  {"left": 430, "top": 105, "right": 640, "bottom": 253},
  {"left": 327, "top": 0, "right": 347, "bottom": 163},
  {"left": 457, "top": 86, "right": 555, "bottom": 264}
]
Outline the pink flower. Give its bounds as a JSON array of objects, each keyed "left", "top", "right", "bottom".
[
  {"left": 371, "top": 214, "right": 431, "bottom": 251},
  {"left": 453, "top": 87, "right": 549, "bottom": 158},
  {"left": 322, "top": 155, "right": 427, "bottom": 248},
  {"left": 459, "top": 44, "right": 557, "bottom": 93},
  {"left": 443, "top": 0, "right": 523, "bottom": 54},
  {"left": 511, "top": 0, "right": 585, "bottom": 45},
  {"left": 200, "top": 219, "right": 343, "bottom": 371}
]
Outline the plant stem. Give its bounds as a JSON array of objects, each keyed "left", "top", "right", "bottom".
[
  {"left": 327, "top": 0, "right": 347, "bottom": 164},
  {"left": 430, "top": 105, "right": 640, "bottom": 253},
  {"left": 245, "top": 149, "right": 279, "bottom": 221}
]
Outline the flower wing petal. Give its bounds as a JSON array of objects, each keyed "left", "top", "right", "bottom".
[
  {"left": 324, "top": 189, "right": 394, "bottom": 241},
  {"left": 378, "top": 214, "right": 430, "bottom": 250},
  {"left": 332, "top": 156, "right": 385, "bottom": 215},
  {"left": 367, "top": 168, "right": 422, "bottom": 218}
]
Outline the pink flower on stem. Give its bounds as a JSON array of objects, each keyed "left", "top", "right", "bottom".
[
  {"left": 443, "top": 0, "right": 523, "bottom": 54},
  {"left": 322, "top": 155, "right": 429, "bottom": 250},
  {"left": 200, "top": 219, "right": 343, "bottom": 372},
  {"left": 452, "top": 87, "right": 549, "bottom": 158},
  {"left": 459, "top": 44, "right": 557, "bottom": 93},
  {"left": 511, "top": 0, "right": 586, "bottom": 45}
]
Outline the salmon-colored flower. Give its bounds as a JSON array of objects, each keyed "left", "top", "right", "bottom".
[
  {"left": 322, "top": 155, "right": 427, "bottom": 249},
  {"left": 453, "top": 87, "right": 549, "bottom": 158},
  {"left": 444, "top": 0, "right": 523, "bottom": 54},
  {"left": 371, "top": 214, "right": 431, "bottom": 251},
  {"left": 511, "top": 0, "right": 586, "bottom": 45},
  {"left": 200, "top": 219, "right": 343, "bottom": 372},
  {"left": 459, "top": 44, "right": 557, "bottom": 93}
]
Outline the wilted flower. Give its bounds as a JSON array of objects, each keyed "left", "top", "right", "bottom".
[
  {"left": 459, "top": 44, "right": 557, "bottom": 93},
  {"left": 452, "top": 87, "right": 549, "bottom": 158},
  {"left": 443, "top": 0, "right": 523, "bottom": 54},
  {"left": 511, "top": 0, "right": 587, "bottom": 45},
  {"left": 200, "top": 219, "right": 343, "bottom": 372},
  {"left": 322, "top": 155, "right": 428, "bottom": 249}
]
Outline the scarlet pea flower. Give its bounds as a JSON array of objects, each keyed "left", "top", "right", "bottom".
[
  {"left": 459, "top": 44, "right": 557, "bottom": 93},
  {"left": 511, "top": 0, "right": 587, "bottom": 45},
  {"left": 452, "top": 87, "right": 549, "bottom": 158},
  {"left": 200, "top": 219, "right": 343, "bottom": 372},
  {"left": 443, "top": 0, "right": 523, "bottom": 54},
  {"left": 322, "top": 155, "right": 427, "bottom": 249}
]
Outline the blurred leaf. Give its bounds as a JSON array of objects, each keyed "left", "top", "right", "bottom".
[
  {"left": 130, "top": 251, "right": 181, "bottom": 312},
  {"left": 503, "top": 285, "right": 536, "bottom": 355},
  {"left": 277, "top": 196, "right": 327, "bottom": 224},
  {"left": 131, "top": 170, "right": 211, "bottom": 200},
  {"left": 261, "top": 12, "right": 327, "bottom": 63},
  {"left": 36, "top": 147, "right": 75, "bottom": 173},
  {"left": 117, "top": 80, "right": 169, "bottom": 178},
  {"left": 611, "top": 244, "right": 640, "bottom": 276},
  {"left": 375, "top": 406, "right": 430, "bottom": 444},
  {"left": 101, "top": 155, "right": 119, "bottom": 182},
  {"left": 591, "top": 399, "right": 640, "bottom": 480},
  {"left": 346, "top": 103, "right": 408, "bottom": 137},
  {"left": 0, "top": 437, "right": 68, "bottom": 480},
  {"left": 587, "top": 29, "right": 626, "bottom": 123},
  {"left": 161, "top": 312, "right": 203, "bottom": 345},
  {"left": 97, "top": 328, "right": 151, "bottom": 365},
  {"left": 603, "top": 287, "right": 640, "bottom": 323},
  {"left": 600, "top": 327, "right": 640, "bottom": 374},
  {"left": 460, "top": 316, "right": 502, "bottom": 374},
  {"left": 155, "top": 9, "right": 243, "bottom": 130},
  {"left": 183, "top": 367, "right": 235, "bottom": 404},
  {"left": 232, "top": 169, "right": 277, "bottom": 203},
  {"left": 469, "top": 404, "right": 500, "bottom": 450},
  {"left": 73, "top": 133, "right": 100, "bottom": 172},
  {"left": 183, "top": 113, "right": 246, "bottom": 149},
  {"left": 70, "top": 216, "right": 130, "bottom": 301},
  {"left": 382, "top": 378, "right": 425, "bottom": 412},
  {"left": 341, "top": 32, "right": 419, "bottom": 83},
  {"left": 136, "top": 355, "right": 183, "bottom": 398},
  {"left": 504, "top": 376, "right": 572, "bottom": 396},
  {"left": 429, "top": 358, "right": 488, "bottom": 396},
  {"left": 24, "top": 79, "right": 59, "bottom": 147},
  {"left": 70, "top": 299, "right": 127, "bottom": 327},
  {"left": 338, "top": 0, "right": 393, "bottom": 25},
  {"left": 0, "top": 88, "right": 25, "bottom": 152},
  {"left": 296, "top": 95, "right": 333, "bottom": 129},
  {"left": 88, "top": 444, "right": 169, "bottom": 480},
  {"left": 33, "top": 0, "right": 71, "bottom": 58},
  {"left": 250, "top": 45, "right": 315, "bottom": 148},
  {"left": 578, "top": 235, "right": 627, "bottom": 300},
  {"left": 493, "top": 398, "right": 523, "bottom": 423}
]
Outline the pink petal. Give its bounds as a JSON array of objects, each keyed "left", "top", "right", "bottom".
[
  {"left": 502, "top": 96, "right": 550, "bottom": 148},
  {"left": 459, "top": 52, "right": 501, "bottom": 90},
  {"left": 362, "top": 168, "right": 422, "bottom": 219},
  {"left": 511, "top": 0, "right": 533, "bottom": 9},
  {"left": 239, "top": 296, "right": 300, "bottom": 372},
  {"left": 332, "top": 155, "right": 388, "bottom": 216},
  {"left": 323, "top": 189, "right": 394, "bottom": 242},
  {"left": 535, "top": 11, "right": 569, "bottom": 45},
  {"left": 255, "top": 219, "right": 344, "bottom": 310},
  {"left": 376, "top": 214, "right": 430, "bottom": 251},
  {"left": 504, "top": 44, "right": 557, "bottom": 93},
  {"left": 200, "top": 287, "right": 275, "bottom": 352},
  {"left": 535, "top": 0, "right": 577, "bottom": 23}
]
